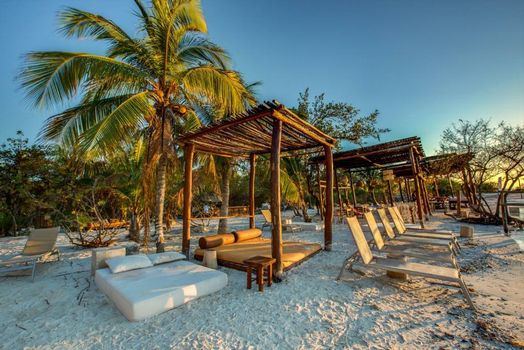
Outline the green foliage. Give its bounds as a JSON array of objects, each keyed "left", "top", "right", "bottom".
[{"left": 295, "top": 88, "right": 389, "bottom": 146}]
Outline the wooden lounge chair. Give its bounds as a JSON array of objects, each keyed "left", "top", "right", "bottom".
[
  {"left": 0, "top": 227, "right": 60, "bottom": 281},
  {"left": 389, "top": 206, "right": 455, "bottom": 234},
  {"left": 340, "top": 216, "right": 476, "bottom": 311},
  {"left": 362, "top": 211, "right": 458, "bottom": 268},
  {"left": 376, "top": 208, "right": 461, "bottom": 253},
  {"left": 260, "top": 209, "right": 302, "bottom": 232}
]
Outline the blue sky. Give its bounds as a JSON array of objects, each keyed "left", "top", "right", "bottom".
[{"left": 0, "top": 0, "right": 522, "bottom": 154}]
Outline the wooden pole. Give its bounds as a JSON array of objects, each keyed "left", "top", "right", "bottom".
[
  {"left": 434, "top": 178, "right": 440, "bottom": 197},
  {"left": 409, "top": 147, "right": 425, "bottom": 228},
  {"left": 398, "top": 179, "right": 405, "bottom": 202},
  {"left": 316, "top": 163, "right": 324, "bottom": 220},
  {"left": 405, "top": 178, "right": 411, "bottom": 201},
  {"left": 387, "top": 180, "right": 394, "bottom": 206},
  {"left": 467, "top": 167, "right": 477, "bottom": 206},
  {"left": 324, "top": 145, "right": 334, "bottom": 251},
  {"left": 249, "top": 153, "right": 256, "bottom": 229},
  {"left": 182, "top": 143, "right": 195, "bottom": 256},
  {"left": 349, "top": 170, "right": 357, "bottom": 206},
  {"left": 270, "top": 119, "right": 283, "bottom": 277},
  {"left": 334, "top": 168, "right": 344, "bottom": 220},
  {"left": 456, "top": 189, "right": 462, "bottom": 216},
  {"left": 421, "top": 177, "right": 433, "bottom": 216}
]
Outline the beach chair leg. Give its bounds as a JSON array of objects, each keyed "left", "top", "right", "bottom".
[
  {"left": 337, "top": 254, "right": 359, "bottom": 280},
  {"left": 246, "top": 267, "right": 252, "bottom": 290},
  {"left": 458, "top": 277, "right": 477, "bottom": 312},
  {"left": 453, "top": 238, "right": 461, "bottom": 253},
  {"left": 31, "top": 260, "right": 37, "bottom": 282}
]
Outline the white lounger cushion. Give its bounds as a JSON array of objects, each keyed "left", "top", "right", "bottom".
[
  {"left": 105, "top": 254, "right": 153, "bottom": 274},
  {"left": 148, "top": 251, "right": 186, "bottom": 265},
  {"left": 95, "top": 260, "right": 227, "bottom": 321}
]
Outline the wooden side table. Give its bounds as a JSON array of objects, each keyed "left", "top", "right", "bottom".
[{"left": 243, "top": 256, "right": 276, "bottom": 292}]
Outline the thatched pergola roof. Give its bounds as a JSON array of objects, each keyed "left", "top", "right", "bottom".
[
  {"left": 422, "top": 153, "right": 474, "bottom": 176},
  {"left": 177, "top": 101, "right": 337, "bottom": 157},
  {"left": 310, "top": 136, "right": 424, "bottom": 171}
]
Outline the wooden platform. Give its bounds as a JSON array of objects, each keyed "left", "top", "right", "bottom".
[{"left": 194, "top": 238, "right": 321, "bottom": 272}]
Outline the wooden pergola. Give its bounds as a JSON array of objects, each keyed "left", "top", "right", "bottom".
[
  {"left": 176, "top": 101, "right": 337, "bottom": 276},
  {"left": 310, "top": 137, "right": 430, "bottom": 227}
]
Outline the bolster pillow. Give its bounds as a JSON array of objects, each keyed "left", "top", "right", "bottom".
[
  {"left": 233, "top": 228, "right": 262, "bottom": 242},
  {"left": 198, "top": 233, "right": 236, "bottom": 249}
]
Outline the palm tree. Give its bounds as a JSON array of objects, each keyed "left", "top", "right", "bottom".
[{"left": 19, "top": 0, "right": 255, "bottom": 251}]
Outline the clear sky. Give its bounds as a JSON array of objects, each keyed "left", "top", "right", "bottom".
[{"left": 0, "top": 0, "right": 522, "bottom": 154}]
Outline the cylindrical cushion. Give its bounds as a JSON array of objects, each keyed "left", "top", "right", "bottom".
[
  {"left": 198, "top": 233, "right": 235, "bottom": 249},
  {"left": 233, "top": 228, "right": 262, "bottom": 242}
]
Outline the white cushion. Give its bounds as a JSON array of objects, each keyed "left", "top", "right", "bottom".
[
  {"left": 95, "top": 260, "right": 228, "bottom": 321},
  {"left": 105, "top": 255, "right": 152, "bottom": 274},
  {"left": 148, "top": 252, "right": 186, "bottom": 265}
]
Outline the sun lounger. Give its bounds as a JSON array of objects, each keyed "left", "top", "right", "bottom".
[
  {"left": 95, "top": 253, "right": 228, "bottom": 321},
  {"left": 260, "top": 209, "right": 317, "bottom": 232},
  {"left": 361, "top": 212, "right": 458, "bottom": 268},
  {"left": 389, "top": 206, "right": 455, "bottom": 234},
  {"left": 376, "top": 208, "right": 461, "bottom": 253},
  {"left": 0, "top": 227, "right": 60, "bottom": 281},
  {"left": 340, "top": 216, "right": 476, "bottom": 311}
]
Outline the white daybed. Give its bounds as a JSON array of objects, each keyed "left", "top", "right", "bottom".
[{"left": 95, "top": 257, "right": 227, "bottom": 321}]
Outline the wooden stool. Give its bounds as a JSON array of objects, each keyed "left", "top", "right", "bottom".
[{"left": 243, "top": 256, "right": 276, "bottom": 292}]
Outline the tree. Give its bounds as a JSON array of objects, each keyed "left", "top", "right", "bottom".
[
  {"left": 439, "top": 119, "right": 524, "bottom": 223},
  {"left": 0, "top": 132, "right": 54, "bottom": 235},
  {"left": 19, "top": 0, "right": 254, "bottom": 251},
  {"left": 282, "top": 88, "right": 388, "bottom": 220}
]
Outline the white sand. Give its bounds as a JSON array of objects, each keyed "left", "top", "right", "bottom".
[{"left": 0, "top": 213, "right": 523, "bottom": 349}]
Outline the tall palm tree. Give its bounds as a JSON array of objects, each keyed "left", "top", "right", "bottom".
[{"left": 19, "top": 0, "right": 255, "bottom": 251}]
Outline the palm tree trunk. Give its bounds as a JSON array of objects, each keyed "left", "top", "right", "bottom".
[
  {"left": 155, "top": 156, "right": 167, "bottom": 252},
  {"left": 218, "top": 160, "right": 232, "bottom": 233}
]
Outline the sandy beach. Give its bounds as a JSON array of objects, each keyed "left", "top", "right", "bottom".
[{"left": 1, "top": 213, "right": 523, "bottom": 350}]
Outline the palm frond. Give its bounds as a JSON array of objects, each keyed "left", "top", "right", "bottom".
[
  {"left": 39, "top": 94, "right": 138, "bottom": 146},
  {"left": 80, "top": 91, "right": 152, "bottom": 152},
  {"left": 19, "top": 52, "right": 149, "bottom": 108},
  {"left": 182, "top": 66, "right": 255, "bottom": 115}
]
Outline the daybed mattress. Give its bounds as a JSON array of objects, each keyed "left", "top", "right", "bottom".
[
  {"left": 95, "top": 260, "right": 227, "bottom": 321},
  {"left": 194, "top": 238, "right": 321, "bottom": 271}
]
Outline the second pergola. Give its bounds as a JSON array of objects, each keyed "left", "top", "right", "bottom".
[{"left": 176, "top": 101, "right": 337, "bottom": 277}]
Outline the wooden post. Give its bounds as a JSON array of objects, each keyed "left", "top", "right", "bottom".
[
  {"left": 349, "top": 170, "right": 357, "bottom": 206},
  {"left": 421, "top": 177, "right": 432, "bottom": 216},
  {"left": 434, "top": 178, "right": 440, "bottom": 197},
  {"left": 249, "top": 153, "right": 256, "bottom": 229},
  {"left": 387, "top": 180, "right": 394, "bottom": 206},
  {"left": 182, "top": 143, "right": 195, "bottom": 256},
  {"left": 335, "top": 168, "right": 344, "bottom": 220},
  {"left": 316, "top": 164, "right": 324, "bottom": 220},
  {"left": 398, "top": 179, "right": 405, "bottom": 202},
  {"left": 270, "top": 119, "right": 283, "bottom": 277},
  {"left": 456, "top": 189, "right": 462, "bottom": 216},
  {"left": 405, "top": 178, "right": 411, "bottom": 201},
  {"left": 324, "top": 145, "right": 334, "bottom": 251},
  {"left": 467, "top": 167, "right": 477, "bottom": 206},
  {"left": 409, "top": 148, "right": 425, "bottom": 228}
]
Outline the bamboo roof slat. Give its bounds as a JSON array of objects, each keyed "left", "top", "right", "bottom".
[{"left": 177, "top": 101, "right": 337, "bottom": 156}]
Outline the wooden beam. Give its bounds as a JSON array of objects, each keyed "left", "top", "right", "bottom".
[
  {"left": 182, "top": 143, "right": 195, "bottom": 256},
  {"left": 249, "top": 153, "right": 256, "bottom": 229},
  {"left": 387, "top": 180, "right": 394, "bottom": 205},
  {"left": 334, "top": 168, "right": 344, "bottom": 220},
  {"left": 409, "top": 147, "right": 425, "bottom": 228},
  {"left": 324, "top": 145, "right": 334, "bottom": 251},
  {"left": 272, "top": 110, "right": 335, "bottom": 148},
  {"left": 349, "top": 170, "right": 357, "bottom": 206},
  {"left": 270, "top": 119, "right": 284, "bottom": 277},
  {"left": 398, "top": 179, "right": 405, "bottom": 202}
]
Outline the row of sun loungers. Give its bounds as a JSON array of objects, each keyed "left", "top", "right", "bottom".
[{"left": 339, "top": 207, "right": 476, "bottom": 311}]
